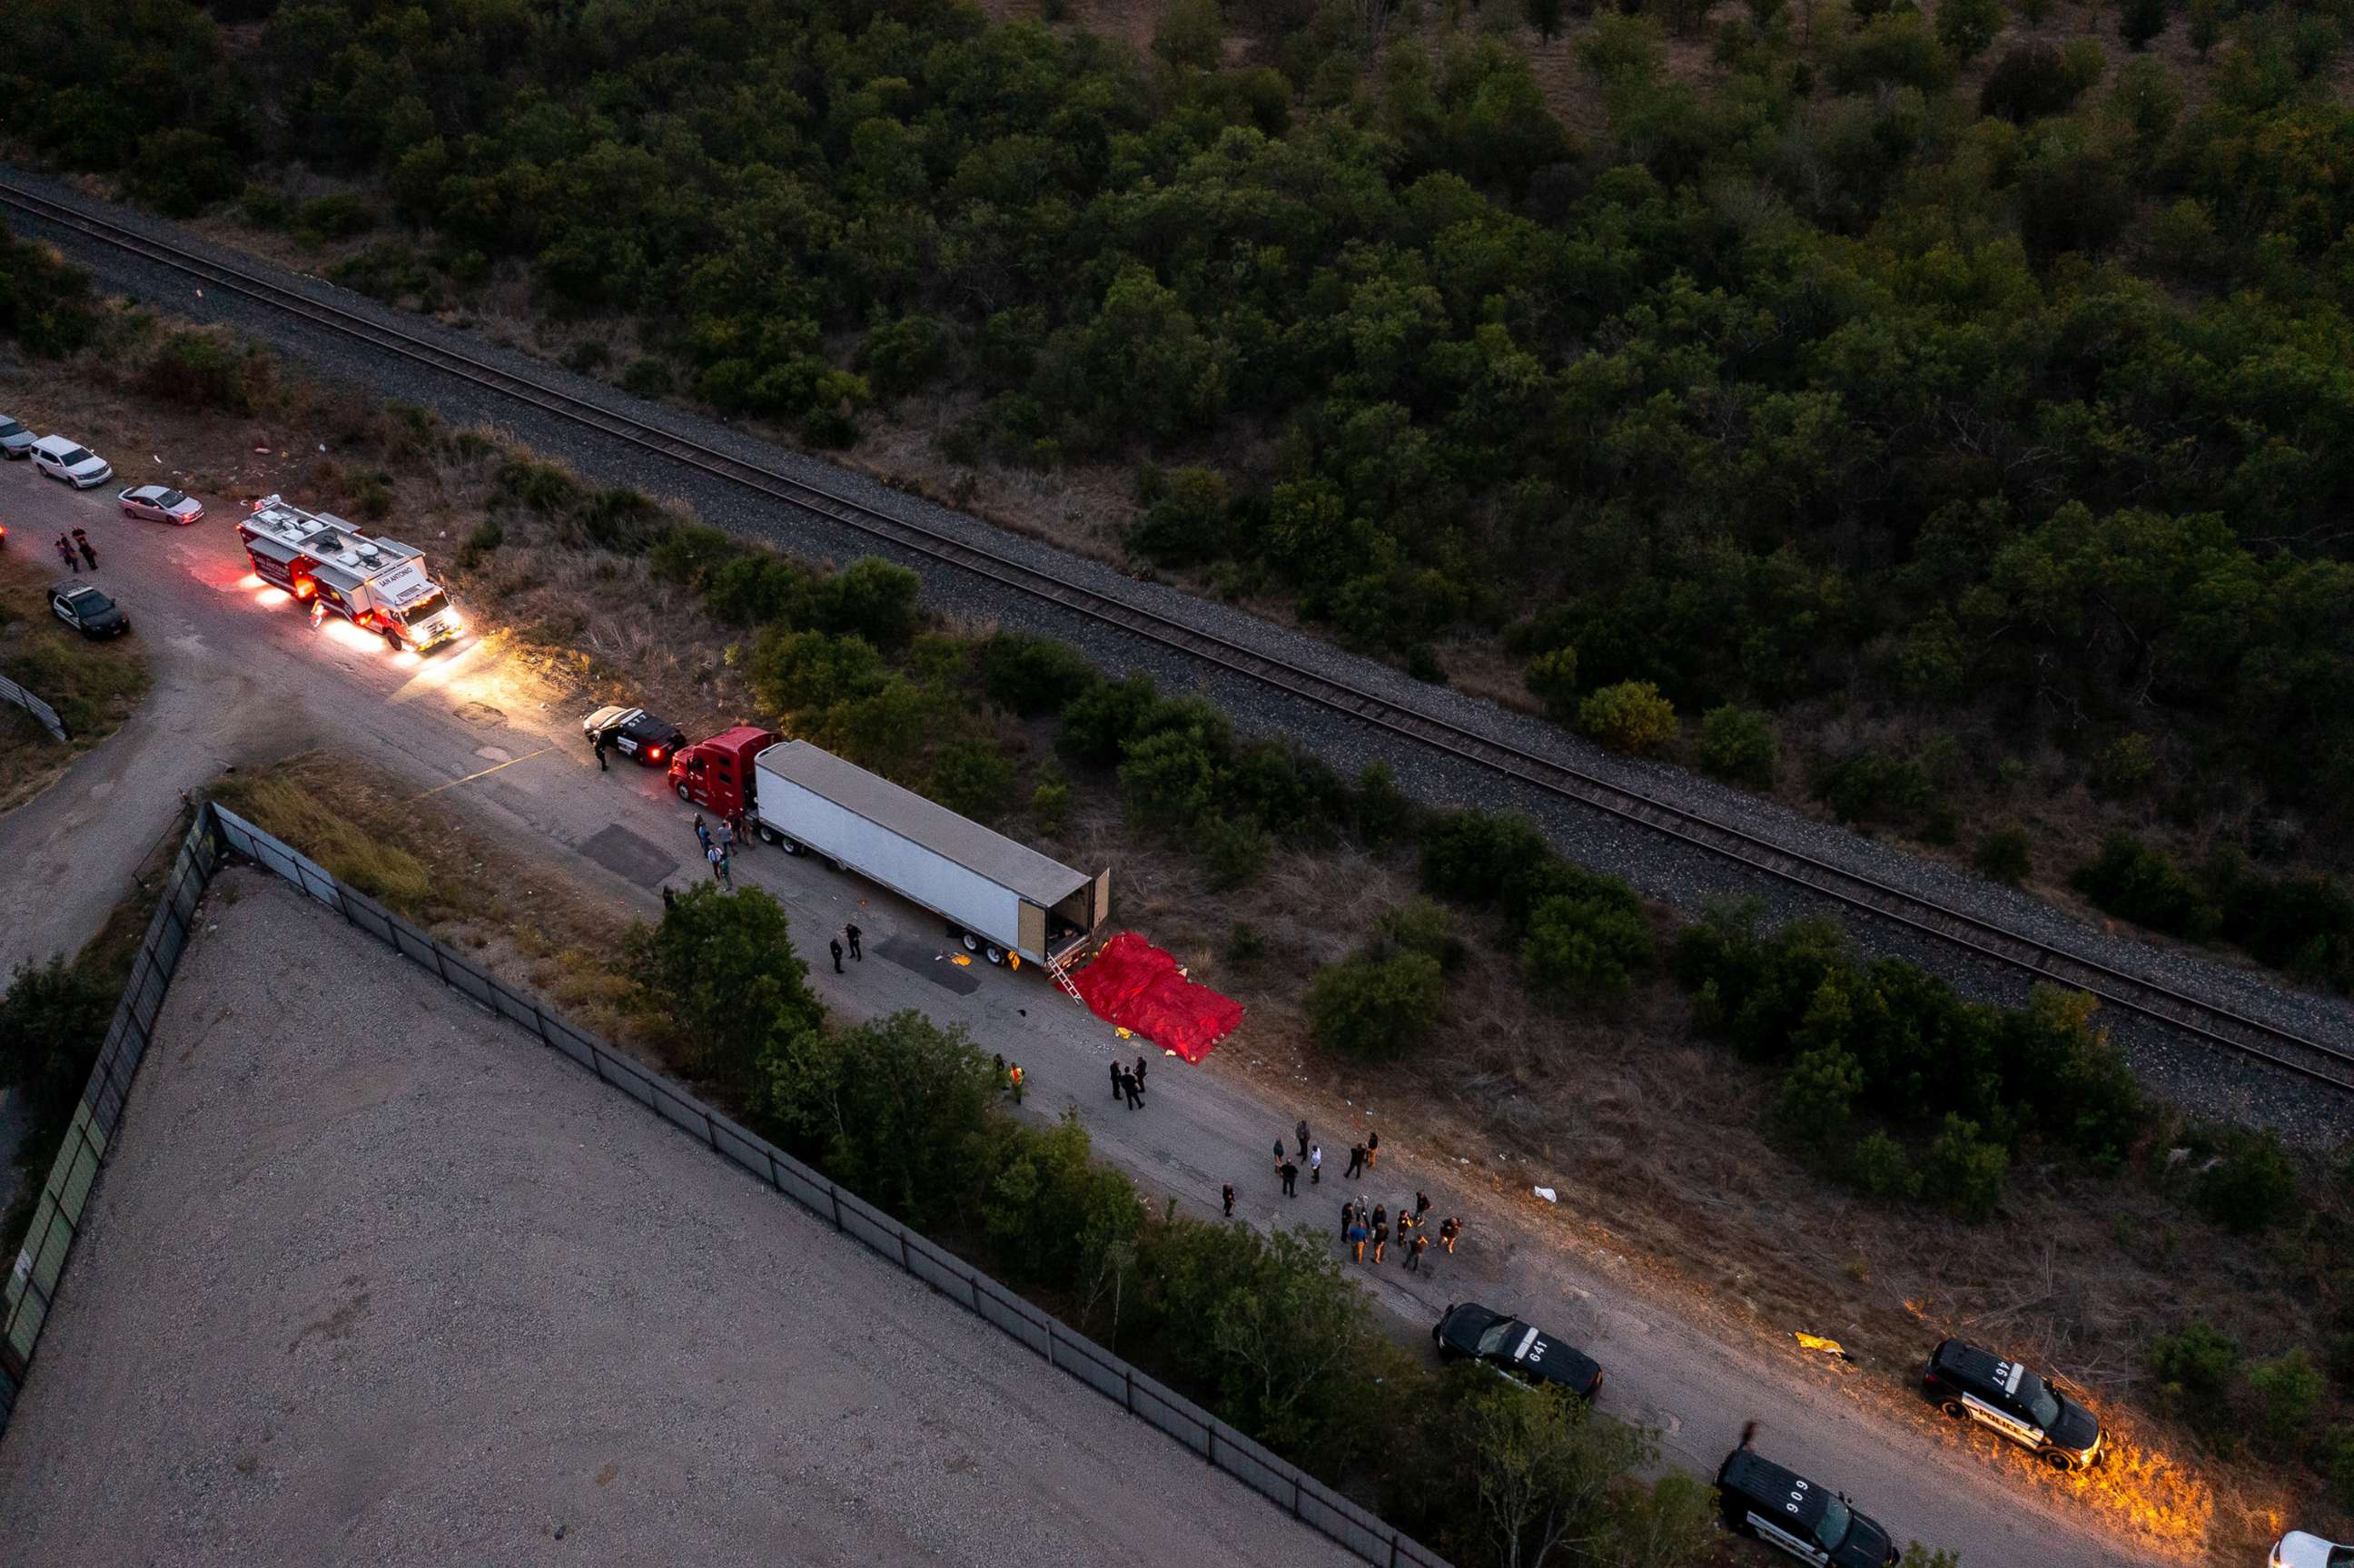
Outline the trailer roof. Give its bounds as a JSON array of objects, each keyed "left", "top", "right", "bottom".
[{"left": 759, "top": 740, "right": 1093, "bottom": 907}]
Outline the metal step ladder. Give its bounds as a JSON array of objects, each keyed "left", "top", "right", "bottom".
[{"left": 1046, "top": 949, "right": 1089, "bottom": 1007}]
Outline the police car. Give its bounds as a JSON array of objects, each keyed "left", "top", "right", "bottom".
[
  {"left": 1432, "top": 1302, "right": 1604, "bottom": 1399},
  {"left": 1716, "top": 1443, "right": 1900, "bottom": 1567},
  {"left": 582, "top": 705, "right": 687, "bottom": 767},
  {"left": 1920, "top": 1338, "right": 2102, "bottom": 1471}
]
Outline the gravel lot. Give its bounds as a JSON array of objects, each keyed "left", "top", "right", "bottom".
[
  {"left": 0, "top": 869, "right": 1357, "bottom": 1568},
  {"left": 6, "top": 168, "right": 2350, "bottom": 1141}
]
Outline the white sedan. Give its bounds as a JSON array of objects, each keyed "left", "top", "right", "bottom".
[
  {"left": 2275, "top": 1533, "right": 2354, "bottom": 1568},
  {"left": 117, "top": 484, "right": 204, "bottom": 525}
]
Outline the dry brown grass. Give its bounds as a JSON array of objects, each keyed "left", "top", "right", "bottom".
[{"left": 0, "top": 547, "right": 152, "bottom": 813}]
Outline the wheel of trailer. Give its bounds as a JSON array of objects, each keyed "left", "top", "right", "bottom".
[
  {"left": 984, "top": 944, "right": 1005, "bottom": 966},
  {"left": 962, "top": 932, "right": 981, "bottom": 953},
  {"left": 780, "top": 836, "right": 804, "bottom": 856},
  {"left": 383, "top": 626, "right": 402, "bottom": 653},
  {"left": 676, "top": 782, "right": 691, "bottom": 802},
  {"left": 757, "top": 823, "right": 780, "bottom": 846}
]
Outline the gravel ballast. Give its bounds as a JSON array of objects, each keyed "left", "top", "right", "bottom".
[
  {"left": 5, "top": 169, "right": 2350, "bottom": 1140},
  {"left": 0, "top": 869, "right": 1357, "bottom": 1568}
]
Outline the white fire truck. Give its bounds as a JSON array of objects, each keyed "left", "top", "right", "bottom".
[{"left": 237, "top": 495, "right": 464, "bottom": 653}]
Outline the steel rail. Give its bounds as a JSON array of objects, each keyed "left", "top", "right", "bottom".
[{"left": 11, "top": 179, "right": 2349, "bottom": 1092}]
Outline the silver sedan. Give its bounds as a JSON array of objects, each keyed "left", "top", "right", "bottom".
[{"left": 116, "top": 484, "right": 205, "bottom": 525}]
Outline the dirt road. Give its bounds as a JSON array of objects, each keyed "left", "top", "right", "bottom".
[{"left": 0, "top": 461, "right": 2152, "bottom": 1568}]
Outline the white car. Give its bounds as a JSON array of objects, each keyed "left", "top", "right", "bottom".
[
  {"left": 117, "top": 484, "right": 204, "bottom": 525},
  {"left": 2275, "top": 1533, "right": 2354, "bottom": 1568},
  {"left": 30, "top": 434, "right": 114, "bottom": 488}
]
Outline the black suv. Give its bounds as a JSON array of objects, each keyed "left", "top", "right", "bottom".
[
  {"left": 1433, "top": 1302, "right": 1604, "bottom": 1399},
  {"left": 1921, "top": 1337, "right": 2102, "bottom": 1471},
  {"left": 582, "top": 705, "right": 687, "bottom": 767},
  {"left": 1716, "top": 1445, "right": 1900, "bottom": 1568}
]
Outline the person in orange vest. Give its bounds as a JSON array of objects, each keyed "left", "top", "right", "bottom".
[{"left": 1007, "top": 1062, "right": 1025, "bottom": 1105}]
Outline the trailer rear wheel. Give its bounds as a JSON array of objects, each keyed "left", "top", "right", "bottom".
[
  {"left": 962, "top": 932, "right": 980, "bottom": 953},
  {"left": 757, "top": 823, "right": 780, "bottom": 846},
  {"left": 984, "top": 944, "right": 1005, "bottom": 966}
]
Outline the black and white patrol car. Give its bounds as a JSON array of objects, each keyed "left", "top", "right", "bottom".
[
  {"left": 48, "top": 583, "right": 130, "bottom": 639},
  {"left": 582, "top": 705, "right": 687, "bottom": 767},
  {"left": 1716, "top": 1445, "right": 1900, "bottom": 1567},
  {"left": 1921, "top": 1337, "right": 2102, "bottom": 1471},
  {"left": 1432, "top": 1302, "right": 1604, "bottom": 1398}
]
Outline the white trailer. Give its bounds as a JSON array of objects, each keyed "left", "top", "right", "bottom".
[{"left": 748, "top": 739, "right": 1109, "bottom": 970}]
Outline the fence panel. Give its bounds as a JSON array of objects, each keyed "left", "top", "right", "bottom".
[{"left": 0, "top": 672, "right": 68, "bottom": 742}]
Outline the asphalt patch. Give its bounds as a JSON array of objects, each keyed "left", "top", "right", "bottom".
[
  {"left": 875, "top": 934, "right": 981, "bottom": 995},
  {"left": 579, "top": 823, "right": 679, "bottom": 889}
]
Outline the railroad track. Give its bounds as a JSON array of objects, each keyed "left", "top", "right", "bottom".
[{"left": 11, "top": 178, "right": 2351, "bottom": 1094}]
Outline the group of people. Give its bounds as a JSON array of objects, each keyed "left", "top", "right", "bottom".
[
  {"left": 1109, "top": 1053, "right": 1149, "bottom": 1109},
  {"left": 691, "top": 812, "right": 736, "bottom": 887},
  {"left": 54, "top": 528, "right": 96, "bottom": 573},
  {"left": 1341, "top": 1192, "right": 1459, "bottom": 1273}
]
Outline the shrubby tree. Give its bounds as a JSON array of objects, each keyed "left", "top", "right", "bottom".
[
  {"left": 1305, "top": 951, "right": 1445, "bottom": 1060},
  {"left": 627, "top": 885, "right": 824, "bottom": 1090},
  {"left": 1578, "top": 681, "right": 1676, "bottom": 754}
]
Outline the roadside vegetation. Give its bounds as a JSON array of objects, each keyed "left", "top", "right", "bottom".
[{"left": 7, "top": 0, "right": 2354, "bottom": 997}]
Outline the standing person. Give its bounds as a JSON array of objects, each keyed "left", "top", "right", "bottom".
[
  {"left": 1371, "top": 1203, "right": 1387, "bottom": 1234},
  {"left": 1407, "top": 1230, "right": 1429, "bottom": 1274},
  {"left": 1415, "top": 1190, "right": 1432, "bottom": 1227},
  {"left": 1340, "top": 1200, "right": 1355, "bottom": 1243},
  {"left": 55, "top": 535, "right": 77, "bottom": 574},
  {"left": 1367, "top": 1129, "right": 1380, "bottom": 1169},
  {"left": 1272, "top": 1139, "right": 1286, "bottom": 1172},
  {"left": 1133, "top": 1054, "right": 1148, "bottom": 1089},
  {"left": 660, "top": 884, "right": 675, "bottom": 910},
  {"left": 994, "top": 1054, "right": 1009, "bottom": 1096},
  {"left": 1295, "top": 1119, "right": 1310, "bottom": 1158},
  {"left": 717, "top": 817, "right": 735, "bottom": 858},
  {"left": 1123, "top": 1070, "right": 1143, "bottom": 1110},
  {"left": 693, "top": 814, "right": 711, "bottom": 853},
  {"left": 1371, "top": 1218, "right": 1389, "bottom": 1265},
  {"left": 1347, "top": 1217, "right": 1368, "bottom": 1262},
  {"left": 1439, "top": 1217, "right": 1461, "bottom": 1255},
  {"left": 1007, "top": 1062, "right": 1024, "bottom": 1104},
  {"left": 1309, "top": 1144, "right": 1322, "bottom": 1185},
  {"left": 1279, "top": 1158, "right": 1299, "bottom": 1198},
  {"left": 1345, "top": 1141, "right": 1367, "bottom": 1179},
  {"left": 829, "top": 936, "right": 845, "bottom": 973},
  {"left": 707, "top": 843, "right": 729, "bottom": 885},
  {"left": 1110, "top": 1060, "right": 1125, "bottom": 1102},
  {"left": 593, "top": 731, "right": 608, "bottom": 771},
  {"left": 73, "top": 528, "right": 94, "bottom": 569},
  {"left": 729, "top": 808, "right": 749, "bottom": 851},
  {"left": 1222, "top": 1182, "right": 1235, "bottom": 1218},
  {"left": 846, "top": 922, "right": 863, "bottom": 961}
]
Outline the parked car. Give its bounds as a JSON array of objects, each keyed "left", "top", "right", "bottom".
[
  {"left": 1432, "top": 1302, "right": 1604, "bottom": 1398},
  {"left": 2273, "top": 1532, "right": 2354, "bottom": 1568},
  {"left": 0, "top": 415, "right": 35, "bottom": 459},
  {"left": 117, "top": 484, "right": 204, "bottom": 525},
  {"left": 582, "top": 705, "right": 686, "bottom": 767},
  {"left": 30, "top": 434, "right": 113, "bottom": 488},
  {"left": 1921, "top": 1338, "right": 2102, "bottom": 1471},
  {"left": 1716, "top": 1443, "right": 1900, "bottom": 1568},
  {"left": 48, "top": 583, "right": 130, "bottom": 639}
]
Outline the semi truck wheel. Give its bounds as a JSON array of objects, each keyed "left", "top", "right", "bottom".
[
  {"left": 676, "top": 782, "right": 691, "bottom": 802},
  {"left": 984, "top": 945, "right": 1005, "bottom": 966},
  {"left": 757, "top": 823, "right": 779, "bottom": 846},
  {"left": 962, "top": 932, "right": 980, "bottom": 953}
]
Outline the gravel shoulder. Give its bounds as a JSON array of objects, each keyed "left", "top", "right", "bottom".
[
  {"left": 6, "top": 166, "right": 2349, "bottom": 1143},
  {"left": 0, "top": 868, "right": 1357, "bottom": 1568}
]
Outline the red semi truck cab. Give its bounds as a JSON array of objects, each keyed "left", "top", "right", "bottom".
[{"left": 668, "top": 726, "right": 777, "bottom": 815}]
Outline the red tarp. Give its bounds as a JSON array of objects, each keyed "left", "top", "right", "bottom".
[{"left": 1072, "top": 932, "right": 1244, "bottom": 1064}]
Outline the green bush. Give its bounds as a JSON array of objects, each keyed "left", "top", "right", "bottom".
[
  {"left": 1578, "top": 680, "right": 1677, "bottom": 755},
  {"left": 2148, "top": 1320, "right": 2240, "bottom": 1407},
  {"left": 1697, "top": 705, "right": 1777, "bottom": 789},
  {"left": 857, "top": 312, "right": 950, "bottom": 398},
  {"left": 2072, "top": 833, "right": 2220, "bottom": 941},
  {"left": 1420, "top": 810, "right": 1556, "bottom": 904},
  {"left": 815, "top": 557, "right": 923, "bottom": 649},
  {"left": 1032, "top": 774, "right": 1073, "bottom": 836},
  {"left": 929, "top": 739, "right": 1016, "bottom": 822},
  {"left": 1305, "top": 952, "right": 1445, "bottom": 1061},
  {"left": 705, "top": 551, "right": 816, "bottom": 626},
  {"left": 979, "top": 631, "right": 1100, "bottom": 716},
  {"left": 2250, "top": 1347, "right": 2324, "bottom": 1451},
  {"left": 1981, "top": 41, "right": 2101, "bottom": 121},
  {"left": 1130, "top": 466, "right": 1231, "bottom": 567},
  {"left": 1379, "top": 899, "right": 1466, "bottom": 971},
  {"left": 749, "top": 627, "right": 886, "bottom": 714},
  {"left": 1974, "top": 825, "right": 2033, "bottom": 885},
  {"left": 141, "top": 328, "right": 266, "bottom": 413},
  {"left": 455, "top": 517, "right": 505, "bottom": 569},
  {"left": 1934, "top": 0, "right": 2002, "bottom": 61},
  {"left": 1769, "top": 1046, "right": 1864, "bottom": 1149},
  {"left": 626, "top": 885, "right": 823, "bottom": 1091},
  {"left": 1829, "top": 13, "right": 1954, "bottom": 94},
  {"left": 0, "top": 954, "right": 120, "bottom": 1129},
  {"left": 1059, "top": 674, "right": 1162, "bottom": 767},
  {"left": 294, "top": 192, "right": 377, "bottom": 242},
  {"left": 1849, "top": 1130, "right": 1921, "bottom": 1200},
  {"left": 1519, "top": 892, "right": 1653, "bottom": 1001},
  {"left": 1525, "top": 645, "right": 1581, "bottom": 720},
  {"left": 1197, "top": 814, "right": 1269, "bottom": 890},
  {"left": 129, "top": 128, "right": 242, "bottom": 217},
  {"left": 1813, "top": 749, "right": 1935, "bottom": 826},
  {"left": 1351, "top": 763, "right": 1419, "bottom": 848},
  {"left": 1922, "top": 1114, "right": 2008, "bottom": 1221},
  {"left": 621, "top": 356, "right": 674, "bottom": 398},
  {"left": 2090, "top": 733, "right": 2157, "bottom": 798},
  {"left": 2194, "top": 1129, "right": 2300, "bottom": 1235}
]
